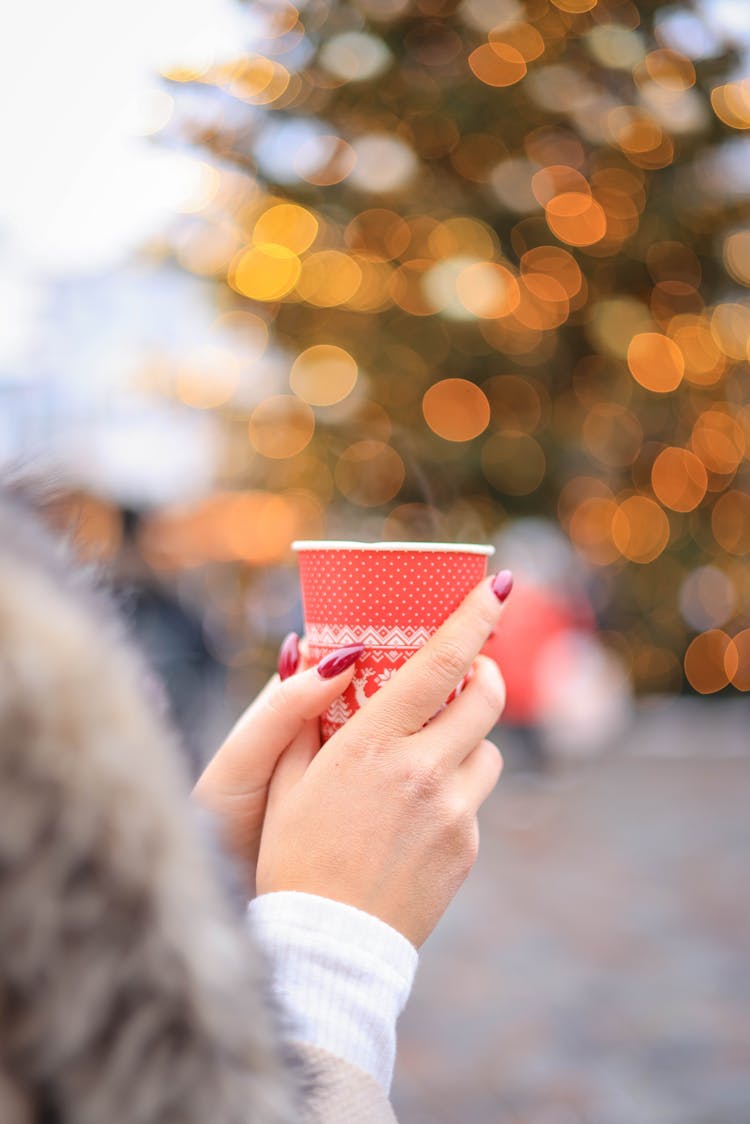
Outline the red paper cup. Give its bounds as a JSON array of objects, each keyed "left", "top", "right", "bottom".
[{"left": 293, "top": 540, "right": 495, "bottom": 741}]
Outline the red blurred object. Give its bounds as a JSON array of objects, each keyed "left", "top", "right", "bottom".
[{"left": 482, "top": 580, "right": 595, "bottom": 725}]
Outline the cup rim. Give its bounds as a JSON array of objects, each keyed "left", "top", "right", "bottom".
[{"left": 292, "top": 540, "right": 495, "bottom": 555}]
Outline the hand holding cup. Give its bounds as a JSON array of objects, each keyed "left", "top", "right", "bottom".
[{"left": 257, "top": 570, "right": 513, "bottom": 947}]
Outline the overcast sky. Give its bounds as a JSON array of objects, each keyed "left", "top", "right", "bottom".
[{"left": 0, "top": 0, "right": 243, "bottom": 275}]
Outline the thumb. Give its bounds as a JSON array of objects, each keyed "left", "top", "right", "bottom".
[{"left": 266, "top": 719, "right": 320, "bottom": 814}]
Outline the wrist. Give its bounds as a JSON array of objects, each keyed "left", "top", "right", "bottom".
[{"left": 248, "top": 890, "right": 418, "bottom": 1091}]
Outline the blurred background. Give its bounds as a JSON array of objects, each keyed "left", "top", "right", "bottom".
[{"left": 1, "top": 0, "right": 748, "bottom": 1119}]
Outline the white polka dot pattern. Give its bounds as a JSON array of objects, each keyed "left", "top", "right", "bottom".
[{"left": 296, "top": 546, "right": 490, "bottom": 740}]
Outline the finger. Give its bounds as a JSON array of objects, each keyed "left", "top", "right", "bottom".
[
  {"left": 455, "top": 738, "right": 503, "bottom": 810},
  {"left": 352, "top": 571, "right": 512, "bottom": 738},
  {"left": 266, "top": 719, "right": 320, "bottom": 815},
  {"left": 225, "top": 634, "right": 312, "bottom": 739},
  {"left": 206, "top": 652, "right": 361, "bottom": 795},
  {"left": 410, "top": 655, "right": 506, "bottom": 769}
]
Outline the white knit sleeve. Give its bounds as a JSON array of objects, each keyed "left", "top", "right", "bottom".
[{"left": 247, "top": 891, "right": 418, "bottom": 1093}]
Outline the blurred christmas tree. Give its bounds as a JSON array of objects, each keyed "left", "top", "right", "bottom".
[{"left": 154, "top": 0, "right": 750, "bottom": 696}]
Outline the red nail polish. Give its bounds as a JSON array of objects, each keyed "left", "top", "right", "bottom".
[
  {"left": 491, "top": 570, "right": 513, "bottom": 603},
  {"left": 317, "top": 644, "right": 364, "bottom": 679},
  {"left": 278, "top": 632, "right": 300, "bottom": 681}
]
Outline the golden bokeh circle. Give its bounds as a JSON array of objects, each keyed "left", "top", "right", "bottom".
[
  {"left": 422, "top": 379, "right": 491, "bottom": 442},
  {"left": 296, "top": 250, "right": 363, "bottom": 307},
  {"left": 489, "top": 22, "right": 545, "bottom": 63},
  {"left": 253, "top": 204, "right": 319, "bottom": 254},
  {"left": 545, "top": 193, "right": 607, "bottom": 247},
  {"left": 484, "top": 374, "right": 545, "bottom": 434},
  {"left": 389, "top": 259, "right": 436, "bottom": 316},
  {"left": 642, "top": 49, "right": 696, "bottom": 91},
  {"left": 568, "top": 497, "right": 620, "bottom": 566},
  {"left": 730, "top": 630, "right": 750, "bottom": 691},
  {"left": 690, "top": 410, "right": 745, "bottom": 475},
  {"left": 668, "top": 315, "right": 725, "bottom": 387},
  {"left": 611, "top": 496, "right": 670, "bottom": 563},
  {"left": 684, "top": 631, "right": 736, "bottom": 695},
  {"left": 711, "top": 490, "right": 750, "bottom": 555},
  {"left": 520, "top": 246, "right": 582, "bottom": 298},
  {"left": 515, "top": 273, "right": 570, "bottom": 330},
  {"left": 468, "top": 43, "right": 527, "bottom": 88},
  {"left": 249, "top": 395, "right": 315, "bottom": 459},
  {"left": 428, "top": 217, "right": 498, "bottom": 261},
  {"left": 290, "top": 344, "right": 358, "bottom": 406},
  {"left": 723, "top": 230, "right": 750, "bottom": 286},
  {"left": 344, "top": 209, "right": 411, "bottom": 261},
  {"left": 229, "top": 243, "right": 302, "bottom": 301},
  {"left": 651, "top": 447, "right": 708, "bottom": 512},
  {"left": 627, "top": 333, "right": 685, "bottom": 393}
]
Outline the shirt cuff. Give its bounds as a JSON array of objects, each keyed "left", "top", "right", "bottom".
[{"left": 247, "top": 891, "right": 418, "bottom": 1093}]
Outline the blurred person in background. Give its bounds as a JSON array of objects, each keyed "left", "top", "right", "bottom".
[
  {"left": 483, "top": 519, "right": 632, "bottom": 768},
  {"left": 0, "top": 487, "right": 510, "bottom": 1123},
  {"left": 111, "top": 507, "right": 226, "bottom": 775}
]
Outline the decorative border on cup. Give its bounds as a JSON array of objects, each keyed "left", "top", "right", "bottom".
[{"left": 307, "top": 622, "right": 435, "bottom": 649}]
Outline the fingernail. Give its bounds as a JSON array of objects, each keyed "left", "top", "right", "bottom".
[
  {"left": 491, "top": 570, "right": 514, "bottom": 603},
  {"left": 278, "top": 632, "right": 300, "bottom": 681},
  {"left": 317, "top": 644, "right": 364, "bottom": 679}
]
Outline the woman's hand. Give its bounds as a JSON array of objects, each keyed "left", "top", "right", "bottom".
[
  {"left": 193, "top": 642, "right": 362, "bottom": 887},
  {"left": 256, "top": 571, "right": 512, "bottom": 947}
]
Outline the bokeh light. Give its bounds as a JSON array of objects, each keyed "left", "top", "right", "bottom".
[
  {"left": 711, "top": 491, "right": 750, "bottom": 556},
  {"left": 545, "top": 192, "right": 607, "bottom": 247},
  {"left": 253, "top": 204, "right": 319, "bottom": 254},
  {"left": 690, "top": 410, "right": 745, "bottom": 475},
  {"left": 290, "top": 344, "right": 358, "bottom": 407},
  {"left": 723, "top": 230, "right": 750, "bottom": 286},
  {"left": 229, "top": 243, "right": 301, "bottom": 301},
  {"left": 731, "top": 630, "right": 750, "bottom": 691},
  {"left": 422, "top": 379, "right": 491, "bottom": 442},
  {"left": 296, "top": 250, "right": 362, "bottom": 306},
  {"left": 651, "top": 447, "right": 707, "bottom": 512},
  {"left": 627, "top": 332, "right": 684, "bottom": 392},
  {"left": 469, "top": 43, "right": 527, "bottom": 88},
  {"left": 611, "top": 496, "right": 670, "bottom": 564},
  {"left": 683, "top": 630, "right": 736, "bottom": 695},
  {"left": 249, "top": 395, "right": 315, "bottom": 459}
]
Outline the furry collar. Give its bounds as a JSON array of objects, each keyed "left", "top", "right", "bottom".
[{"left": 0, "top": 494, "right": 298, "bottom": 1123}]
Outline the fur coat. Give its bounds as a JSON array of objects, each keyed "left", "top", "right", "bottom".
[{"left": 0, "top": 494, "right": 396, "bottom": 1124}]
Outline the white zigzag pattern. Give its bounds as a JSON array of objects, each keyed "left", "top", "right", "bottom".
[{"left": 307, "top": 622, "right": 434, "bottom": 649}]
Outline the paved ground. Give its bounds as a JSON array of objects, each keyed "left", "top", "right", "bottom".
[{"left": 392, "top": 699, "right": 750, "bottom": 1124}]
